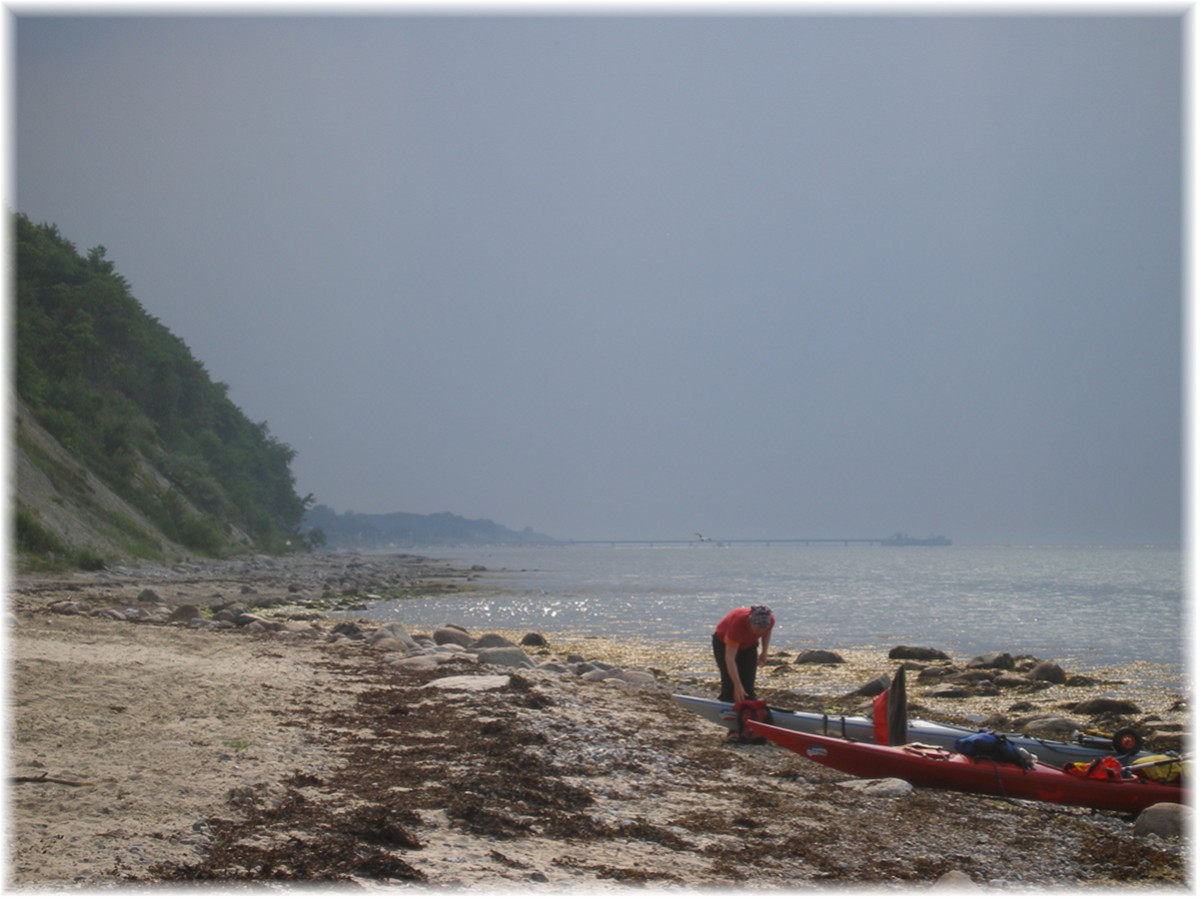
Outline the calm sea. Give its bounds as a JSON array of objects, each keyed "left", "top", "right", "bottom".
[{"left": 366, "top": 543, "right": 1188, "bottom": 676}]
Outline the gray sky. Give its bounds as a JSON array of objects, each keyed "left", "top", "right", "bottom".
[{"left": 12, "top": 12, "right": 1183, "bottom": 544}]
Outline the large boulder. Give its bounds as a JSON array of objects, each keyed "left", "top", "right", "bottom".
[
  {"left": 967, "top": 651, "right": 1014, "bottom": 670},
  {"left": 794, "top": 649, "right": 845, "bottom": 665},
  {"left": 1010, "top": 714, "right": 1082, "bottom": 739},
  {"left": 433, "top": 625, "right": 472, "bottom": 647},
  {"left": 916, "top": 665, "right": 957, "bottom": 683},
  {"left": 387, "top": 654, "right": 440, "bottom": 671},
  {"left": 1133, "top": 803, "right": 1191, "bottom": 839},
  {"left": 368, "top": 622, "right": 417, "bottom": 649},
  {"left": 49, "top": 600, "right": 83, "bottom": 616},
  {"left": 425, "top": 674, "right": 511, "bottom": 692},
  {"left": 168, "top": 604, "right": 204, "bottom": 623},
  {"left": 853, "top": 674, "right": 892, "bottom": 696},
  {"left": 473, "top": 633, "right": 518, "bottom": 649},
  {"left": 477, "top": 647, "right": 534, "bottom": 669},
  {"left": 889, "top": 645, "right": 950, "bottom": 662},
  {"left": 281, "top": 620, "right": 319, "bottom": 637},
  {"left": 993, "top": 673, "right": 1043, "bottom": 690},
  {"left": 330, "top": 621, "right": 367, "bottom": 641},
  {"left": 1028, "top": 661, "right": 1067, "bottom": 684},
  {"left": 1070, "top": 697, "right": 1142, "bottom": 717}
]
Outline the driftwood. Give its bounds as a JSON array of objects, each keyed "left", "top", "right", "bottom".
[{"left": 11, "top": 771, "right": 93, "bottom": 787}]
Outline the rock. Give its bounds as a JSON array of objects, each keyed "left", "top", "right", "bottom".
[
  {"left": 473, "top": 633, "right": 518, "bottom": 649},
  {"left": 993, "top": 673, "right": 1041, "bottom": 690},
  {"left": 575, "top": 660, "right": 614, "bottom": 677},
  {"left": 853, "top": 674, "right": 891, "bottom": 696},
  {"left": 1070, "top": 698, "right": 1142, "bottom": 717},
  {"left": 916, "top": 665, "right": 956, "bottom": 683},
  {"left": 1010, "top": 714, "right": 1082, "bottom": 739},
  {"left": 927, "top": 685, "right": 970, "bottom": 699},
  {"left": 967, "top": 651, "right": 1014, "bottom": 670},
  {"left": 425, "top": 674, "right": 511, "bottom": 692},
  {"left": 477, "top": 647, "right": 534, "bottom": 669},
  {"left": 49, "top": 600, "right": 82, "bottom": 615},
  {"left": 234, "top": 612, "right": 274, "bottom": 629},
  {"left": 840, "top": 777, "right": 912, "bottom": 798},
  {"left": 1146, "top": 730, "right": 1185, "bottom": 753},
  {"left": 615, "top": 669, "right": 658, "bottom": 688},
  {"left": 794, "top": 649, "right": 845, "bottom": 665},
  {"left": 520, "top": 632, "right": 548, "bottom": 647},
  {"left": 1133, "top": 803, "right": 1191, "bottom": 839},
  {"left": 387, "top": 654, "right": 440, "bottom": 671},
  {"left": 932, "top": 869, "right": 976, "bottom": 890},
  {"left": 888, "top": 645, "right": 950, "bottom": 662},
  {"left": 376, "top": 638, "right": 414, "bottom": 653},
  {"left": 331, "top": 621, "right": 366, "bottom": 641},
  {"left": 433, "top": 625, "right": 473, "bottom": 646},
  {"left": 368, "top": 623, "right": 417, "bottom": 648},
  {"left": 951, "top": 670, "right": 997, "bottom": 684},
  {"left": 1028, "top": 661, "right": 1066, "bottom": 684}
]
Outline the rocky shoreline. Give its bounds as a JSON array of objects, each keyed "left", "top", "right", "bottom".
[{"left": 8, "top": 552, "right": 1193, "bottom": 890}]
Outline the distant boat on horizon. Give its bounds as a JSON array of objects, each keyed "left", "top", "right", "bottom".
[{"left": 881, "top": 533, "right": 952, "bottom": 547}]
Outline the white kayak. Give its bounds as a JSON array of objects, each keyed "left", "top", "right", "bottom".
[{"left": 672, "top": 694, "right": 1147, "bottom": 768}]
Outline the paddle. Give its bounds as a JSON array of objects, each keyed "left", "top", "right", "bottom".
[
  {"left": 886, "top": 664, "right": 908, "bottom": 746},
  {"left": 1126, "top": 755, "right": 1189, "bottom": 771}
]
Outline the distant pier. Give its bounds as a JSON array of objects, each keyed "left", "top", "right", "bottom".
[{"left": 565, "top": 534, "right": 952, "bottom": 548}]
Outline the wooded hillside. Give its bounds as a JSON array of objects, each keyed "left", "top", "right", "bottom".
[
  {"left": 13, "top": 213, "right": 311, "bottom": 568},
  {"left": 302, "top": 505, "right": 553, "bottom": 548}
]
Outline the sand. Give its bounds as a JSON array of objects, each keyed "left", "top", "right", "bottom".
[{"left": 6, "top": 555, "right": 1192, "bottom": 892}]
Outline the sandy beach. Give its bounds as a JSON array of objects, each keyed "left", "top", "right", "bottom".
[{"left": 6, "top": 553, "right": 1192, "bottom": 891}]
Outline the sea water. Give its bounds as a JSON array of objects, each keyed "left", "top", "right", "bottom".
[{"left": 367, "top": 543, "right": 1188, "bottom": 676}]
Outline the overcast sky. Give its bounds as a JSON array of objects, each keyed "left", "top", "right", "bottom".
[{"left": 12, "top": 11, "right": 1183, "bottom": 544}]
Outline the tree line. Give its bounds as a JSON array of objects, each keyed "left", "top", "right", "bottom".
[{"left": 302, "top": 505, "right": 553, "bottom": 548}]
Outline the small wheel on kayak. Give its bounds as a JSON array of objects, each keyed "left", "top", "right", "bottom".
[{"left": 1111, "top": 727, "right": 1143, "bottom": 755}]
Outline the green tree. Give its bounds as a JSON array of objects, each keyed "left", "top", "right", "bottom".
[{"left": 13, "top": 211, "right": 315, "bottom": 560}]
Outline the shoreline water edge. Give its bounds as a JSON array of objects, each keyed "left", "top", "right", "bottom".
[{"left": 8, "top": 551, "right": 1193, "bottom": 891}]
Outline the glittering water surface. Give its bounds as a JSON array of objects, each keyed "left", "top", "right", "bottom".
[{"left": 368, "top": 543, "right": 1186, "bottom": 676}]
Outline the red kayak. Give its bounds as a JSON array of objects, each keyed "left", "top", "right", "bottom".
[{"left": 749, "top": 721, "right": 1185, "bottom": 815}]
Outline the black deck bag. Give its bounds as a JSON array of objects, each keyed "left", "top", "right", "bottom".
[{"left": 953, "top": 730, "right": 1034, "bottom": 769}]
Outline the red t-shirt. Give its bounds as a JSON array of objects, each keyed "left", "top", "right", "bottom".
[{"left": 714, "top": 607, "right": 774, "bottom": 650}]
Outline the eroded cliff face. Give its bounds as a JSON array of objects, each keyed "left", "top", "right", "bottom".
[{"left": 12, "top": 393, "right": 250, "bottom": 568}]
